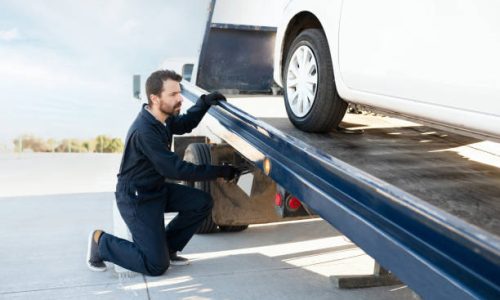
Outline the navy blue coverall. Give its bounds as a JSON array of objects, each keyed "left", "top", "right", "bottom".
[{"left": 98, "top": 98, "right": 227, "bottom": 276}]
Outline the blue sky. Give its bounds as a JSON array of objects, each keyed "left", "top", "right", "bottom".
[{"left": 0, "top": 0, "right": 209, "bottom": 148}]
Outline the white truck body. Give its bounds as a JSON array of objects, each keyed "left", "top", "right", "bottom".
[{"left": 273, "top": 0, "right": 500, "bottom": 138}]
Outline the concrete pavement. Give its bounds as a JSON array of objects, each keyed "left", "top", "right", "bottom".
[{"left": 0, "top": 153, "right": 418, "bottom": 299}]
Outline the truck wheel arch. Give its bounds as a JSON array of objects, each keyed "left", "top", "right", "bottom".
[{"left": 281, "top": 12, "right": 324, "bottom": 78}]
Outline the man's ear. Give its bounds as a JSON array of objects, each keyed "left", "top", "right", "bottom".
[{"left": 150, "top": 94, "right": 159, "bottom": 105}]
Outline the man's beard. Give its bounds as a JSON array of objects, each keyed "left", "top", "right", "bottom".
[{"left": 160, "top": 104, "right": 181, "bottom": 116}]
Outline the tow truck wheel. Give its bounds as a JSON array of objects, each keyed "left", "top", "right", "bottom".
[
  {"left": 183, "top": 143, "right": 219, "bottom": 234},
  {"left": 284, "top": 28, "right": 347, "bottom": 133},
  {"left": 219, "top": 225, "right": 249, "bottom": 232}
]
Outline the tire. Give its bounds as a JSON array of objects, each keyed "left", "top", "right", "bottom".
[
  {"left": 283, "top": 28, "right": 347, "bottom": 133},
  {"left": 219, "top": 225, "right": 249, "bottom": 232},
  {"left": 183, "top": 143, "right": 218, "bottom": 234}
]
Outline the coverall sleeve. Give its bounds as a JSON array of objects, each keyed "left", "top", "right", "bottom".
[
  {"left": 169, "top": 97, "right": 210, "bottom": 135},
  {"left": 137, "top": 129, "right": 222, "bottom": 181}
]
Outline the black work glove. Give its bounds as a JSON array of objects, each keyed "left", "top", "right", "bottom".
[
  {"left": 219, "top": 165, "right": 240, "bottom": 181},
  {"left": 201, "top": 91, "right": 226, "bottom": 106}
]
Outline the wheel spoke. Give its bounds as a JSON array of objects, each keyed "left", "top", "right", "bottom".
[
  {"left": 287, "top": 78, "right": 299, "bottom": 88},
  {"left": 306, "top": 73, "right": 317, "bottom": 84},
  {"left": 289, "top": 90, "right": 299, "bottom": 105},
  {"left": 305, "top": 50, "right": 313, "bottom": 69},
  {"left": 289, "top": 61, "right": 299, "bottom": 77},
  {"left": 301, "top": 48, "right": 307, "bottom": 72},
  {"left": 304, "top": 95, "right": 311, "bottom": 112},
  {"left": 299, "top": 93, "right": 304, "bottom": 114},
  {"left": 306, "top": 89, "right": 315, "bottom": 104},
  {"left": 306, "top": 61, "right": 316, "bottom": 75}
]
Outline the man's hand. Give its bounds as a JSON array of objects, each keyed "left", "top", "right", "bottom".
[
  {"left": 201, "top": 91, "right": 226, "bottom": 106},
  {"left": 219, "top": 165, "right": 240, "bottom": 182}
]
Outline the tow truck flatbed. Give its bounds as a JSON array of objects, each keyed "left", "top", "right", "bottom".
[
  {"left": 263, "top": 116, "right": 500, "bottom": 236},
  {"left": 181, "top": 85, "right": 500, "bottom": 299}
]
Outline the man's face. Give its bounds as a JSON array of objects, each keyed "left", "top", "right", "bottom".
[{"left": 152, "top": 79, "right": 183, "bottom": 116}]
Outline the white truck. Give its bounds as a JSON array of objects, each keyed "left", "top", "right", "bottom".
[
  {"left": 132, "top": 1, "right": 500, "bottom": 298},
  {"left": 195, "top": 0, "right": 500, "bottom": 139}
]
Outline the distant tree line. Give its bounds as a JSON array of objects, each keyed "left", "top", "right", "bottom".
[{"left": 13, "top": 134, "right": 124, "bottom": 153}]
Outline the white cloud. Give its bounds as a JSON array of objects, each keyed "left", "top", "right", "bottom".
[{"left": 0, "top": 28, "right": 20, "bottom": 41}]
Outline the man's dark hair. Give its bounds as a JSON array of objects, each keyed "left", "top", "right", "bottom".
[{"left": 145, "top": 69, "right": 182, "bottom": 105}]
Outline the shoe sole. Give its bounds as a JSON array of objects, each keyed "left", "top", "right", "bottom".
[
  {"left": 87, "top": 231, "right": 107, "bottom": 272},
  {"left": 170, "top": 260, "right": 190, "bottom": 266}
]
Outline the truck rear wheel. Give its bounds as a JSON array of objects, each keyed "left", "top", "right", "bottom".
[
  {"left": 183, "top": 143, "right": 249, "bottom": 234},
  {"left": 183, "top": 143, "right": 218, "bottom": 234},
  {"left": 283, "top": 28, "right": 347, "bottom": 132},
  {"left": 219, "top": 225, "right": 249, "bottom": 232}
]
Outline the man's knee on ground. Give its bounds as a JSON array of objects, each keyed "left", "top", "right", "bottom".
[{"left": 145, "top": 259, "right": 170, "bottom": 276}]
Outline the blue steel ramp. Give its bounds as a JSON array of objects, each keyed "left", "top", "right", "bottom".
[{"left": 181, "top": 82, "right": 500, "bottom": 300}]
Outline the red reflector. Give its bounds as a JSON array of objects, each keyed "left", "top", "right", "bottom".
[
  {"left": 288, "top": 197, "right": 301, "bottom": 210},
  {"left": 275, "top": 193, "right": 283, "bottom": 206}
]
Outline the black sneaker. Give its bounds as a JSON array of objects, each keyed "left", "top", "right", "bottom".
[
  {"left": 169, "top": 251, "right": 190, "bottom": 266},
  {"left": 87, "top": 230, "right": 107, "bottom": 272}
]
